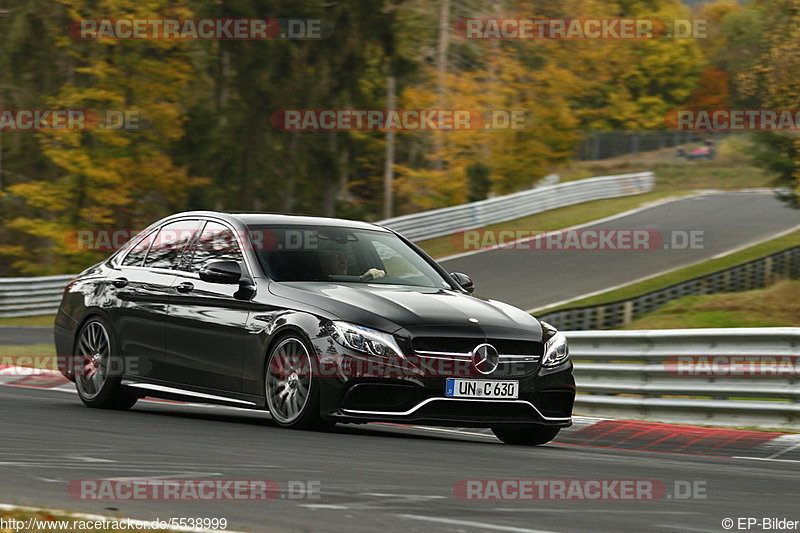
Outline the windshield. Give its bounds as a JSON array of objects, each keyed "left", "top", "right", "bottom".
[{"left": 248, "top": 225, "right": 452, "bottom": 289}]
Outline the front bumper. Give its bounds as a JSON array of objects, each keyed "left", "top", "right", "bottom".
[
  {"left": 332, "top": 396, "right": 574, "bottom": 427},
  {"left": 54, "top": 308, "right": 79, "bottom": 381},
  {"left": 315, "top": 355, "right": 575, "bottom": 427}
]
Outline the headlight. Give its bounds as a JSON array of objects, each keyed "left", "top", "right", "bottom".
[
  {"left": 331, "top": 321, "right": 401, "bottom": 356},
  {"left": 540, "top": 321, "right": 569, "bottom": 367}
]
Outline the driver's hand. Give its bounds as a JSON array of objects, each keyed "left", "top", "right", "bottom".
[{"left": 360, "top": 268, "right": 386, "bottom": 280}]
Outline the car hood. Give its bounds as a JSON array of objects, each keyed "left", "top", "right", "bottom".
[{"left": 268, "top": 281, "right": 542, "bottom": 336}]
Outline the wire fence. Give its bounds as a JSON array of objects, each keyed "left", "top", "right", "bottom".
[{"left": 576, "top": 130, "right": 737, "bottom": 160}]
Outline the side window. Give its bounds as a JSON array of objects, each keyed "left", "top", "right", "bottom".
[
  {"left": 144, "top": 220, "right": 200, "bottom": 270},
  {"left": 187, "top": 221, "right": 244, "bottom": 272},
  {"left": 372, "top": 240, "right": 422, "bottom": 278},
  {"left": 121, "top": 229, "right": 156, "bottom": 267}
]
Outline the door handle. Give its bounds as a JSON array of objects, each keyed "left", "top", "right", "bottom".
[
  {"left": 175, "top": 282, "right": 194, "bottom": 293},
  {"left": 111, "top": 277, "right": 128, "bottom": 288}
]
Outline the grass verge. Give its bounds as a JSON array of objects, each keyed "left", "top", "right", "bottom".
[
  {"left": 622, "top": 279, "right": 800, "bottom": 329},
  {"left": 0, "top": 344, "right": 57, "bottom": 370},
  {"left": 0, "top": 315, "right": 55, "bottom": 327}
]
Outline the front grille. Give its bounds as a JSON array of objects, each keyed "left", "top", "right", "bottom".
[
  {"left": 412, "top": 337, "right": 543, "bottom": 356},
  {"left": 410, "top": 337, "right": 543, "bottom": 378}
]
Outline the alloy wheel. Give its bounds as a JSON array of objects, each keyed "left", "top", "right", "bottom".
[
  {"left": 265, "top": 337, "right": 313, "bottom": 424},
  {"left": 75, "top": 321, "right": 111, "bottom": 400}
]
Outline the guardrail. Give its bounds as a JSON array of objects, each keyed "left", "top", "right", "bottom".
[
  {"left": 569, "top": 328, "right": 800, "bottom": 430},
  {"left": 0, "top": 172, "right": 654, "bottom": 318},
  {"left": 0, "top": 275, "right": 74, "bottom": 318},
  {"left": 540, "top": 244, "right": 800, "bottom": 331},
  {"left": 378, "top": 171, "right": 654, "bottom": 241}
]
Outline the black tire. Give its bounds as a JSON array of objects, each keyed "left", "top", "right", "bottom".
[
  {"left": 264, "top": 333, "right": 331, "bottom": 430},
  {"left": 492, "top": 425, "right": 560, "bottom": 445},
  {"left": 73, "top": 316, "right": 138, "bottom": 410}
]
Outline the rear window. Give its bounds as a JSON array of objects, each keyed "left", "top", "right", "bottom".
[
  {"left": 143, "top": 220, "right": 201, "bottom": 270},
  {"left": 118, "top": 229, "right": 157, "bottom": 267}
]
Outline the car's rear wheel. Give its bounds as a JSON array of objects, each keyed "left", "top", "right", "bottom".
[
  {"left": 265, "top": 334, "right": 330, "bottom": 430},
  {"left": 74, "top": 317, "right": 138, "bottom": 410},
  {"left": 492, "top": 425, "right": 560, "bottom": 445}
]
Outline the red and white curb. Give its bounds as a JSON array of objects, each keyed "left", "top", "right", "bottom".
[
  {"left": 0, "top": 365, "right": 73, "bottom": 391},
  {"left": 555, "top": 417, "right": 800, "bottom": 460},
  {"left": 2, "top": 365, "right": 798, "bottom": 459}
]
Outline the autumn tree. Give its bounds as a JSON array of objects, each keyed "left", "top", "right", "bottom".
[
  {"left": 1, "top": 0, "right": 207, "bottom": 274},
  {"left": 737, "top": 0, "right": 800, "bottom": 204}
]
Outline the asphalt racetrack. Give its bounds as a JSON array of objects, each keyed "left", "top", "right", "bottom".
[
  {"left": 1, "top": 385, "right": 798, "bottom": 533},
  {"left": 1, "top": 190, "right": 799, "bottom": 532}
]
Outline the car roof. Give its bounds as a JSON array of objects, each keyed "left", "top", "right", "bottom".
[{"left": 166, "top": 211, "right": 390, "bottom": 232}]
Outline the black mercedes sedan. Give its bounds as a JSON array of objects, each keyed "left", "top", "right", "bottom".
[{"left": 55, "top": 212, "right": 575, "bottom": 445}]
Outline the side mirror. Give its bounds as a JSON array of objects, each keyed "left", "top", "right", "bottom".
[
  {"left": 450, "top": 272, "right": 474, "bottom": 294},
  {"left": 200, "top": 260, "right": 242, "bottom": 284}
]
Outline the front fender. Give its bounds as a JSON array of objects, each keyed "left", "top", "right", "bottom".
[{"left": 241, "top": 308, "right": 333, "bottom": 398}]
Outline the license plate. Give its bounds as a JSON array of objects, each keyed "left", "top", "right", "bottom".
[{"left": 445, "top": 378, "right": 519, "bottom": 399}]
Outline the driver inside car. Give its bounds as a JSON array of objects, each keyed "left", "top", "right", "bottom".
[{"left": 320, "top": 249, "right": 385, "bottom": 280}]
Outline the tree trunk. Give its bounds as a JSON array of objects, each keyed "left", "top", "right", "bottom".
[
  {"left": 383, "top": 74, "right": 397, "bottom": 219},
  {"left": 434, "top": 0, "right": 450, "bottom": 172}
]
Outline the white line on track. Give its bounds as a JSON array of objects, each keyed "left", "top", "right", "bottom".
[
  {"left": 300, "top": 504, "right": 350, "bottom": 510},
  {"left": 732, "top": 456, "right": 800, "bottom": 464},
  {"left": 765, "top": 435, "right": 800, "bottom": 459},
  {"left": 361, "top": 493, "right": 446, "bottom": 500},
  {"left": 396, "top": 513, "right": 562, "bottom": 533},
  {"left": 105, "top": 473, "right": 223, "bottom": 481},
  {"left": 64, "top": 455, "right": 114, "bottom": 463}
]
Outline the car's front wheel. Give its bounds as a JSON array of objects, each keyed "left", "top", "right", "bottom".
[
  {"left": 265, "top": 334, "right": 330, "bottom": 430},
  {"left": 74, "top": 317, "right": 138, "bottom": 410},
  {"left": 492, "top": 425, "right": 560, "bottom": 445}
]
